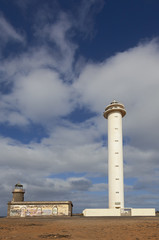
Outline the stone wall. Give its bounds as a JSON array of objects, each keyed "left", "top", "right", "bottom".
[{"left": 8, "top": 201, "right": 73, "bottom": 217}]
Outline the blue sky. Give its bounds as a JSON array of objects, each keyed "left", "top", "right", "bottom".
[{"left": 0, "top": 0, "right": 159, "bottom": 215}]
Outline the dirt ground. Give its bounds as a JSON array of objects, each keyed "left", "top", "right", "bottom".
[{"left": 0, "top": 216, "right": 159, "bottom": 240}]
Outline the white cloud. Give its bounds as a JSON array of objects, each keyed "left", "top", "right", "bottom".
[
  {"left": 0, "top": 14, "right": 25, "bottom": 44},
  {"left": 73, "top": 0, "right": 105, "bottom": 38},
  {"left": 90, "top": 183, "right": 107, "bottom": 192},
  {"left": 74, "top": 40, "right": 159, "bottom": 150},
  {"left": 34, "top": 12, "right": 77, "bottom": 79},
  {"left": 0, "top": 11, "right": 78, "bottom": 126},
  {"left": 0, "top": 119, "right": 107, "bottom": 175},
  {"left": 124, "top": 145, "right": 159, "bottom": 177},
  {"left": 12, "top": 69, "right": 74, "bottom": 122},
  {"left": 0, "top": 49, "right": 76, "bottom": 125}
]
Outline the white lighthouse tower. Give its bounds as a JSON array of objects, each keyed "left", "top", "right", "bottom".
[
  {"left": 83, "top": 100, "right": 155, "bottom": 216},
  {"left": 103, "top": 100, "right": 126, "bottom": 209}
]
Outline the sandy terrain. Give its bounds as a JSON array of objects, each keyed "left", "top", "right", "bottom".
[{"left": 0, "top": 216, "right": 158, "bottom": 240}]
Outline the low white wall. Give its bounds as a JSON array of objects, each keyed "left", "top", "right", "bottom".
[
  {"left": 83, "top": 208, "right": 120, "bottom": 217},
  {"left": 83, "top": 208, "right": 156, "bottom": 217},
  {"left": 131, "top": 208, "right": 156, "bottom": 216}
]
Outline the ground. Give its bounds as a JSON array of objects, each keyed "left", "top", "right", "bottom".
[{"left": 0, "top": 216, "right": 159, "bottom": 240}]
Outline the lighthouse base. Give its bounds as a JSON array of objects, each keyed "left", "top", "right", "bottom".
[{"left": 83, "top": 208, "right": 156, "bottom": 217}]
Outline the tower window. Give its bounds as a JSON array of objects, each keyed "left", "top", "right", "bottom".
[
  {"left": 115, "top": 152, "right": 119, "bottom": 154},
  {"left": 115, "top": 165, "right": 119, "bottom": 167},
  {"left": 116, "top": 178, "right": 119, "bottom": 180},
  {"left": 115, "top": 128, "right": 118, "bottom": 130},
  {"left": 115, "top": 140, "right": 119, "bottom": 142},
  {"left": 116, "top": 192, "right": 119, "bottom": 194}
]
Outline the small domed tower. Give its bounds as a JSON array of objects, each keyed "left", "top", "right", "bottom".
[{"left": 12, "top": 183, "right": 25, "bottom": 202}]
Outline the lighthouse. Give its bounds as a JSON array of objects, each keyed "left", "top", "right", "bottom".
[
  {"left": 83, "top": 101, "right": 155, "bottom": 216},
  {"left": 12, "top": 183, "right": 25, "bottom": 202},
  {"left": 103, "top": 100, "right": 126, "bottom": 209}
]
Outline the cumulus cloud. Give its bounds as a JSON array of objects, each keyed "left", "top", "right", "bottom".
[
  {"left": 10, "top": 69, "right": 74, "bottom": 122},
  {"left": 0, "top": 11, "right": 78, "bottom": 126},
  {"left": 0, "top": 119, "right": 107, "bottom": 175},
  {"left": 74, "top": 40, "right": 159, "bottom": 149},
  {"left": 0, "top": 49, "right": 76, "bottom": 126}
]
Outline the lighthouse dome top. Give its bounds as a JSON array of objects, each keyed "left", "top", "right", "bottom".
[
  {"left": 111, "top": 100, "right": 118, "bottom": 104},
  {"left": 103, "top": 100, "right": 126, "bottom": 119}
]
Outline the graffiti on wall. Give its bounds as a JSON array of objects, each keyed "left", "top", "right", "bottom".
[
  {"left": 42, "top": 208, "right": 52, "bottom": 216},
  {"left": 10, "top": 207, "right": 21, "bottom": 217},
  {"left": 53, "top": 206, "right": 58, "bottom": 215},
  {"left": 26, "top": 207, "right": 41, "bottom": 217},
  {"left": 10, "top": 205, "right": 59, "bottom": 217}
]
